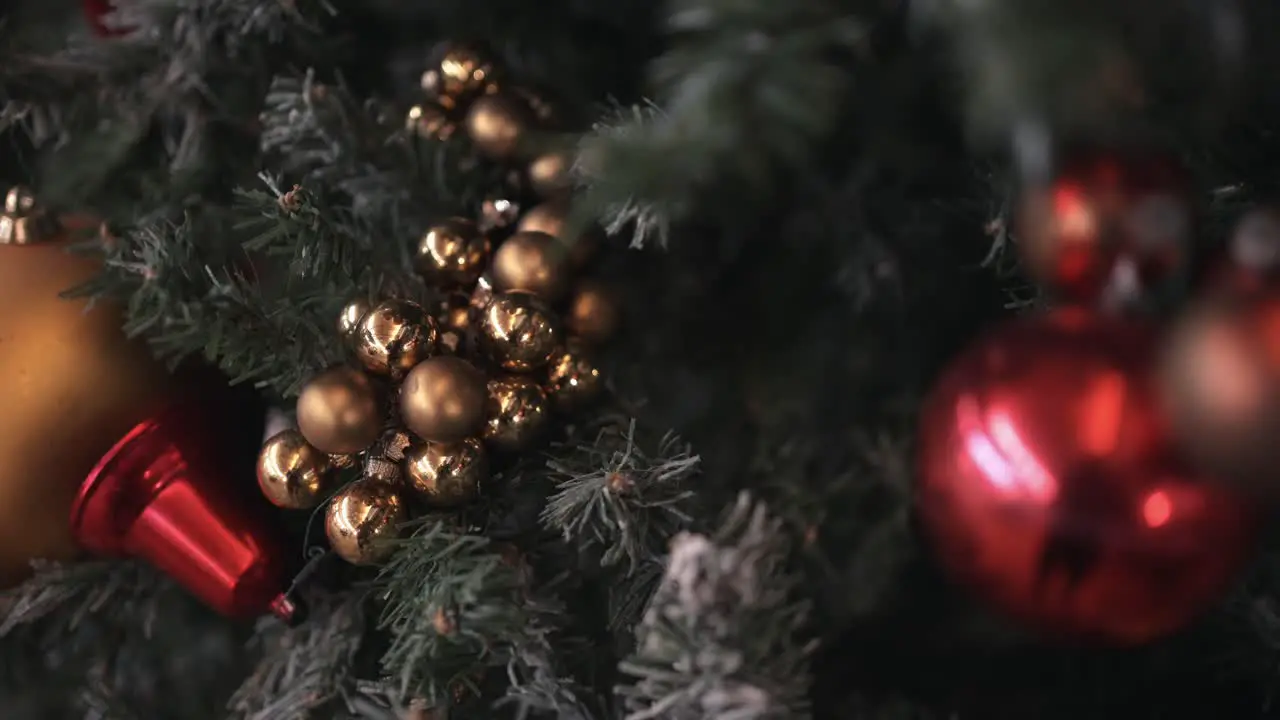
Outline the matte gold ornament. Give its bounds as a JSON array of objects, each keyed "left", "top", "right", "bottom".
[
  {"left": 400, "top": 356, "right": 488, "bottom": 444},
  {"left": 567, "top": 280, "right": 621, "bottom": 345},
  {"left": 256, "top": 429, "right": 334, "bottom": 509},
  {"left": 406, "top": 104, "right": 456, "bottom": 142},
  {"left": 464, "top": 94, "right": 531, "bottom": 161},
  {"left": 355, "top": 299, "right": 438, "bottom": 378},
  {"left": 545, "top": 344, "right": 603, "bottom": 411},
  {"left": 296, "top": 367, "right": 382, "bottom": 455},
  {"left": 483, "top": 376, "right": 550, "bottom": 451},
  {"left": 403, "top": 438, "right": 486, "bottom": 507},
  {"left": 491, "top": 231, "right": 570, "bottom": 300},
  {"left": 421, "top": 45, "right": 497, "bottom": 109},
  {"left": 416, "top": 218, "right": 491, "bottom": 287},
  {"left": 479, "top": 291, "right": 561, "bottom": 372},
  {"left": 325, "top": 479, "right": 406, "bottom": 566},
  {"left": 337, "top": 297, "right": 372, "bottom": 341},
  {"left": 1, "top": 186, "right": 62, "bottom": 245},
  {"left": 0, "top": 223, "right": 176, "bottom": 587},
  {"left": 528, "top": 149, "right": 573, "bottom": 199},
  {"left": 516, "top": 202, "right": 597, "bottom": 269}
]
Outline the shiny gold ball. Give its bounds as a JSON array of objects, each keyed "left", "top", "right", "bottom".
[
  {"left": 545, "top": 344, "right": 603, "bottom": 411},
  {"left": 296, "top": 366, "right": 382, "bottom": 455},
  {"left": 567, "top": 280, "right": 621, "bottom": 345},
  {"left": 483, "top": 376, "right": 550, "bottom": 451},
  {"left": 403, "top": 438, "right": 487, "bottom": 507},
  {"left": 516, "top": 202, "right": 597, "bottom": 269},
  {"left": 528, "top": 149, "right": 573, "bottom": 199},
  {"left": 416, "top": 218, "right": 491, "bottom": 287},
  {"left": 400, "top": 356, "right": 488, "bottom": 444},
  {"left": 337, "top": 297, "right": 372, "bottom": 341},
  {"left": 421, "top": 46, "right": 497, "bottom": 108},
  {"left": 3, "top": 186, "right": 37, "bottom": 215},
  {"left": 464, "top": 94, "right": 532, "bottom": 160},
  {"left": 0, "top": 223, "right": 176, "bottom": 587},
  {"left": 491, "top": 231, "right": 570, "bottom": 301},
  {"left": 256, "top": 429, "right": 334, "bottom": 509},
  {"left": 325, "top": 479, "right": 406, "bottom": 566},
  {"left": 355, "top": 299, "right": 438, "bottom": 378},
  {"left": 479, "top": 291, "right": 561, "bottom": 372},
  {"left": 406, "top": 104, "right": 456, "bottom": 142}
]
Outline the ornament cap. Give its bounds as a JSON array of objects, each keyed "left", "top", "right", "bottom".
[{"left": 70, "top": 399, "right": 293, "bottom": 621}]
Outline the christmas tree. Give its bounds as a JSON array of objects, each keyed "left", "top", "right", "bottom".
[{"left": 4, "top": 0, "right": 1280, "bottom": 718}]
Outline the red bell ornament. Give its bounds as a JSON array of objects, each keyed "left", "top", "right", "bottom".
[
  {"left": 1016, "top": 148, "right": 1192, "bottom": 306},
  {"left": 916, "top": 309, "right": 1257, "bottom": 645},
  {"left": 71, "top": 397, "right": 297, "bottom": 622}
]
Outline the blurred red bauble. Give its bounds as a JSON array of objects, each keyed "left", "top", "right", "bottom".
[
  {"left": 71, "top": 396, "right": 296, "bottom": 621},
  {"left": 1016, "top": 148, "right": 1191, "bottom": 306},
  {"left": 916, "top": 309, "right": 1257, "bottom": 644},
  {"left": 1159, "top": 287, "right": 1280, "bottom": 491},
  {"left": 83, "top": 0, "right": 126, "bottom": 37},
  {"left": 1207, "top": 207, "right": 1280, "bottom": 294}
]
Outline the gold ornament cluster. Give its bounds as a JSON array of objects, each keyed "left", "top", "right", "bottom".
[{"left": 258, "top": 50, "right": 621, "bottom": 565}]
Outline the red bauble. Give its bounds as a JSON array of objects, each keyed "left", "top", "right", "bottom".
[
  {"left": 1016, "top": 148, "right": 1191, "bottom": 305},
  {"left": 71, "top": 397, "right": 296, "bottom": 621},
  {"left": 916, "top": 309, "right": 1257, "bottom": 644},
  {"left": 83, "top": 0, "right": 125, "bottom": 37},
  {"left": 1159, "top": 287, "right": 1280, "bottom": 491}
]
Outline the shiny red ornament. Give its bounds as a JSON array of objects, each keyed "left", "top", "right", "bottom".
[
  {"left": 70, "top": 398, "right": 297, "bottom": 622},
  {"left": 916, "top": 309, "right": 1257, "bottom": 645},
  {"left": 1016, "top": 148, "right": 1192, "bottom": 306}
]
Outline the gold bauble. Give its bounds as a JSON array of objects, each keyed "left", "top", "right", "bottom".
[
  {"left": 337, "top": 297, "right": 372, "bottom": 342},
  {"left": 566, "top": 280, "right": 621, "bottom": 345},
  {"left": 403, "top": 438, "right": 487, "bottom": 507},
  {"left": 421, "top": 46, "right": 497, "bottom": 109},
  {"left": 355, "top": 299, "right": 438, "bottom": 378},
  {"left": 399, "top": 356, "right": 488, "bottom": 444},
  {"left": 0, "top": 226, "right": 177, "bottom": 587},
  {"left": 325, "top": 479, "right": 406, "bottom": 566},
  {"left": 479, "top": 291, "right": 561, "bottom": 372},
  {"left": 256, "top": 429, "right": 334, "bottom": 509},
  {"left": 515, "top": 202, "right": 597, "bottom": 269},
  {"left": 491, "top": 231, "right": 570, "bottom": 301},
  {"left": 1, "top": 186, "right": 62, "bottom": 245},
  {"left": 483, "top": 376, "right": 550, "bottom": 451},
  {"left": 528, "top": 149, "right": 573, "bottom": 199},
  {"left": 416, "top": 218, "right": 491, "bottom": 287},
  {"left": 296, "top": 366, "right": 382, "bottom": 455},
  {"left": 545, "top": 344, "right": 603, "bottom": 411},
  {"left": 437, "top": 292, "right": 474, "bottom": 334},
  {"left": 406, "top": 104, "right": 457, "bottom": 142},
  {"left": 464, "top": 94, "right": 531, "bottom": 160}
]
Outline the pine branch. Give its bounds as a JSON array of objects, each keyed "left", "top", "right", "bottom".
[
  {"left": 576, "top": 0, "right": 866, "bottom": 239},
  {"left": 0, "top": 560, "right": 164, "bottom": 637},
  {"left": 541, "top": 417, "right": 699, "bottom": 575},
  {"left": 375, "top": 520, "right": 557, "bottom": 706},
  {"left": 617, "top": 493, "right": 816, "bottom": 720},
  {"left": 229, "top": 591, "right": 366, "bottom": 720}
]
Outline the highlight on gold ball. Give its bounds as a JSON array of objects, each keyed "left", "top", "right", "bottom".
[
  {"left": 479, "top": 290, "right": 561, "bottom": 372},
  {"left": 483, "top": 375, "right": 550, "bottom": 451},
  {"left": 354, "top": 299, "right": 438, "bottom": 378},
  {"left": 545, "top": 343, "right": 603, "bottom": 411},
  {"left": 464, "top": 93, "right": 532, "bottom": 160},
  {"left": 416, "top": 217, "right": 491, "bottom": 287},
  {"left": 256, "top": 429, "right": 335, "bottom": 509},
  {"left": 403, "top": 438, "right": 487, "bottom": 507},
  {"left": 528, "top": 148, "right": 573, "bottom": 199},
  {"left": 337, "top": 297, "right": 373, "bottom": 341},
  {"left": 400, "top": 355, "right": 488, "bottom": 444},
  {"left": 491, "top": 230, "right": 570, "bottom": 300},
  {"left": 421, "top": 45, "right": 497, "bottom": 108},
  {"left": 406, "top": 103, "right": 456, "bottom": 142},
  {"left": 325, "top": 478, "right": 407, "bottom": 566},
  {"left": 296, "top": 366, "right": 382, "bottom": 455}
]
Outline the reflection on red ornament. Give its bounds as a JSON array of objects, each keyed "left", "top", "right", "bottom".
[
  {"left": 70, "top": 397, "right": 296, "bottom": 621},
  {"left": 1016, "top": 149, "right": 1191, "bottom": 306},
  {"left": 916, "top": 309, "right": 1256, "bottom": 645}
]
